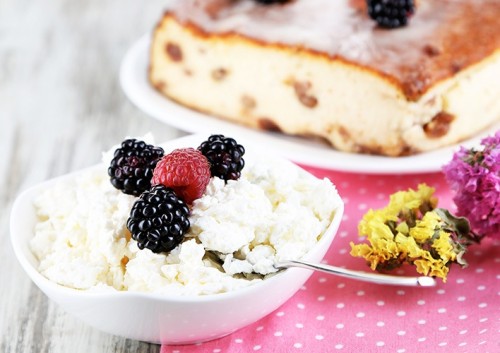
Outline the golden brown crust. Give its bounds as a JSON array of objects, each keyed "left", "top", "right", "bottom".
[{"left": 155, "top": 0, "right": 500, "bottom": 101}]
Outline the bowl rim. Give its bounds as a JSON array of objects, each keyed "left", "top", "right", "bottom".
[{"left": 9, "top": 134, "right": 344, "bottom": 303}]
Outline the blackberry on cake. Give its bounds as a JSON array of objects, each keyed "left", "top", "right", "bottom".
[
  {"left": 127, "top": 185, "right": 190, "bottom": 253},
  {"left": 366, "top": 0, "right": 415, "bottom": 29},
  {"left": 108, "top": 139, "right": 164, "bottom": 196}
]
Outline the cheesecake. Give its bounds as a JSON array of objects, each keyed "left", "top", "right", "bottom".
[{"left": 149, "top": 0, "right": 500, "bottom": 156}]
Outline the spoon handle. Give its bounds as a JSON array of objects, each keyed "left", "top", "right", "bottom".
[{"left": 275, "top": 260, "right": 436, "bottom": 287}]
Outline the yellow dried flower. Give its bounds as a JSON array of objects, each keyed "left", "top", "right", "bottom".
[{"left": 350, "top": 184, "right": 474, "bottom": 282}]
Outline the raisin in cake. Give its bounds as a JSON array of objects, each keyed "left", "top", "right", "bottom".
[{"left": 149, "top": 0, "right": 500, "bottom": 156}]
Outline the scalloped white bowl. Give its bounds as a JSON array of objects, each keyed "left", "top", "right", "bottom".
[{"left": 10, "top": 134, "right": 344, "bottom": 345}]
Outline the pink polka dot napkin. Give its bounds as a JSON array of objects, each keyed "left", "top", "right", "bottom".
[{"left": 161, "top": 167, "right": 499, "bottom": 353}]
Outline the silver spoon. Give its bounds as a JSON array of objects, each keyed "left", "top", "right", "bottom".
[{"left": 275, "top": 260, "right": 436, "bottom": 287}]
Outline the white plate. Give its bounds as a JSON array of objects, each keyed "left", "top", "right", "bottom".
[{"left": 120, "top": 34, "right": 499, "bottom": 174}]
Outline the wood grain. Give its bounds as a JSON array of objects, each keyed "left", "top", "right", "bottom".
[{"left": 0, "top": 1, "right": 183, "bottom": 351}]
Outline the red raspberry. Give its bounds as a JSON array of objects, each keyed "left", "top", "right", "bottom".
[{"left": 151, "top": 148, "right": 211, "bottom": 205}]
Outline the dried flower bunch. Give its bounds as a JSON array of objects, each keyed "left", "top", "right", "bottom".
[
  {"left": 443, "top": 130, "right": 500, "bottom": 239},
  {"left": 350, "top": 185, "right": 479, "bottom": 282},
  {"left": 351, "top": 130, "right": 499, "bottom": 282}
]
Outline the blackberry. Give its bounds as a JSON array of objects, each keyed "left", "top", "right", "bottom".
[
  {"left": 366, "top": 0, "right": 415, "bottom": 29},
  {"left": 127, "top": 185, "right": 190, "bottom": 253},
  {"left": 198, "top": 134, "right": 245, "bottom": 181},
  {"left": 108, "top": 139, "right": 164, "bottom": 196}
]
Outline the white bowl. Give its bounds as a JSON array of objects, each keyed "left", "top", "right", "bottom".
[{"left": 10, "top": 134, "right": 344, "bottom": 345}]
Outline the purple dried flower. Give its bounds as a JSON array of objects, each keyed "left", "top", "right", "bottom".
[{"left": 443, "top": 130, "right": 500, "bottom": 239}]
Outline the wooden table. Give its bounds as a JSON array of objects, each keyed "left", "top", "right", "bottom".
[{"left": 0, "top": 1, "right": 183, "bottom": 351}]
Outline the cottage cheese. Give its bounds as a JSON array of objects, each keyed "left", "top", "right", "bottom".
[{"left": 30, "top": 154, "right": 341, "bottom": 295}]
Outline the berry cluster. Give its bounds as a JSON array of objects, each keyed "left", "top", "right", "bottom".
[
  {"left": 108, "top": 134, "right": 245, "bottom": 253},
  {"left": 366, "top": 0, "right": 415, "bottom": 29}
]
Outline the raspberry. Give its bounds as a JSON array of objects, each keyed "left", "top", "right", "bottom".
[
  {"left": 127, "top": 185, "right": 190, "bottom": 253},
  {"left": 198, "top": 134, "right": 245, "bottom": 182},
  {"left": 108, "top": 139, "right": 164, "bottom": 196},
  {"left": 151, "top": 148, "right": 211, "bottom": 205},
  {"left": 366, "top": 0, "right": 415, "bottom": 29}
]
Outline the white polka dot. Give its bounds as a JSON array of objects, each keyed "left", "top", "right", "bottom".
[
  {"left": 276, "top": 312, "right": 285, "bottom": 317},
  {"left": 479, "top": 329, "right": 488, "bottom": 334},
  {"left": 478, "top": 303, "right": 487, "bottom": 308},
  {"left": 474, "top": 250, "right": 483, "bottom": 256},
  {"left": 397, "top": 331, "right": 406, "bottom": 336},
  {"left": 458, "top": 342, "right": 467, "bottom": 347},
  {"left": 235, "top": 339, "right": 243, "bottom": 343},
  {"left": 459, "top": 330, "right": 468, "bottom": 335},
  {"left": 358, "top": 203, "right": 368, "bottom": 210},
  {"left": 418, "top": 319, "right": 426, "bottom": 325},
  {"left": 342, "top": 214, "right": 349, "bottom": 222},
  {"left": 337, "top": 283, "right": 345, "bottom": 289},
  {"left": 315, "top": 335, "right": 324, "bottom": 341},
  {"left": 319, "top": 277, "right": 327, "bottom": 283},
  {"left": 397, "top": 290, "right": 406, "bottom": 295},
  {"left": 457, "top": 296, "right": 466, "bottom": 301},
  {"left": 417, "top": 300, "right": 425, "bottom": 305},
  {"left": 274, "top": 331, "right": 283, "bottom": 337},
  {"left": 253, "top": 345, "right": 261, "bottom": 351},
  {"left": 296, "top": 323, "right": 304, "bottom": 329},
  {"left": 336, "top": 323, "right": 344, "bottom": 329},
  {"left": 293, "top": 343, "right": 302, "bottom": 349},
  {"left": 256, "top": 326, "right": 264, "bottom": 331},
  {"left": 459, "top": 314, "right": 468, "bottom": 320},
  {"left": 475, "top": 268, "right": 484, "bottom": 273},
  {"left": 397, "top": 311, "right": 406, "bottom": 317},
  {"left": 317, "top": 296, "right": 325, "bottom": 302},
  {"left": 437, "top": 308, "right": 447, "bottom": 314},
  {"left": 376, "top": 341, "right": 385, "bottom": 347},
  {"left": 339, "top": 248, "right": 348, "bottom": 255},
  {"left": 357, "top": 290, "right": 365, "bottom": 296},
  {"left": 297, "top": 303, "right": 305, "bottom": 309},
  {"left": 438, "top": 326, "right": 447, "bottom": 331},
  {"left": 316, "top": 315, "right": 325, "bottom": 321},
  {"left": 213, "top": 349, "right": 221, "bottom": 353},
  {"left": 477, "top": 285, "right": 486, "bottom": 291},
  {"left": 340, "top": 231, "right": 348, "bottom": 238},
  {"left": 397, "top": 349, "right": 406, "bottom": 353},
  {"left": 335, "top": 344, "right": 344, "bottom": 350},
  {"left": 355, "top": 332, "right": 365, "bottom": 337},
  {"left": 337, "top": 303, "right": 345, "bottom": 309},
  {"left": 418, "top": 337, "right": 426, "bottom": 342},
  {"left": 376, "top": 321, "right": 385, "bottom": 327},
  {"left": 479, "top": 317, "right": 488, "bottom": 323},
  {"left": 456, "top": 278, "right": 465, "bottom": 284},
  {"left": 300, "top": 285, "right": 307, "bottom": 291},
  {"left": 438, "top": 342, "right": 447, "bottom": 347},
  {"left": 356, "top": 312, "right": 365, "bottom": 318},
  {"left": 376, "top": 300, "right": 385, "bottom": 306},
  {"left": 437, "top": 289, "right": 446, "bottom": 295},
  {"left": 479, "top": 341, "right": 487, "bottom": 345}
]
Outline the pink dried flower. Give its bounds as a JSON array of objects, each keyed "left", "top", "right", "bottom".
[{"left": 442, "top": 130, "right": 500, "bottom": 239}]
